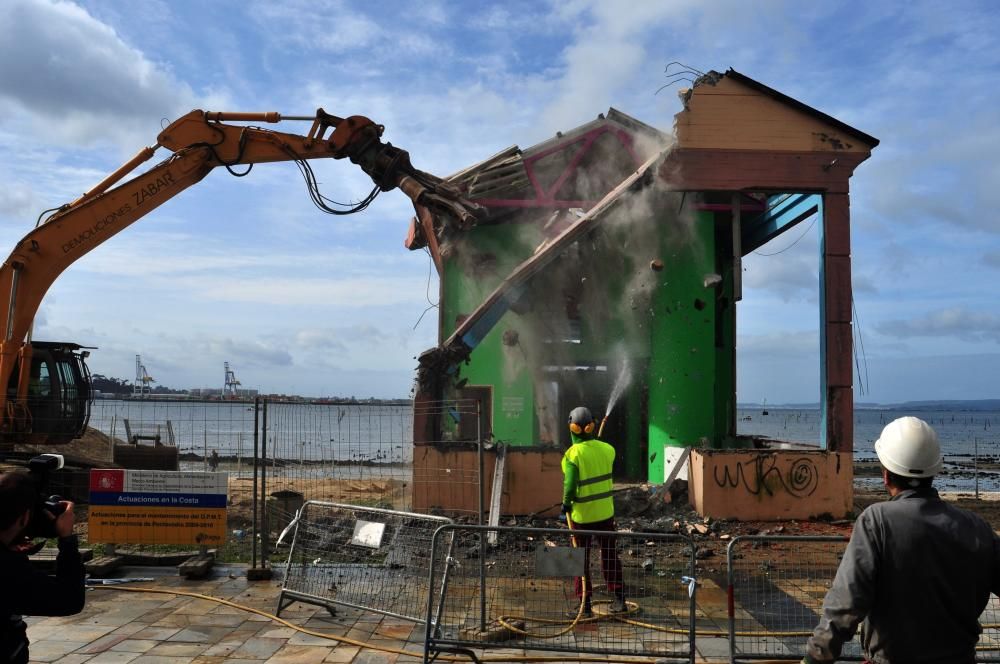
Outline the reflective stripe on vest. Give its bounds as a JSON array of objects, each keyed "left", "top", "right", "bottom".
[{"left": 562, "top": 439, "right": 615, "bottom": 524}]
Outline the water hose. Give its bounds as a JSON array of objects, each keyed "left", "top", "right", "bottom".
[
  {"left": 92, "top": 585, "right": 1000, "bottom": 652},
  {"left": 492, "top": 514, "right": 590, "bottom": 638},
  {"left": 91, "top": 584, "right": 654, "bottom": 663},
  {"left": 597, "top": 415, "right": 609, "bottom": 438}
]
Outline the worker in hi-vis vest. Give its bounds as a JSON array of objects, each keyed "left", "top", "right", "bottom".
[{"left": 561, "top": 406, "right": 627, "bottom": 615}]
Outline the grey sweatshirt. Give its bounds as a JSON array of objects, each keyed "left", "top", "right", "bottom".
[{"left": 807, "top": 487, "right": 1000, "bottom": 664}]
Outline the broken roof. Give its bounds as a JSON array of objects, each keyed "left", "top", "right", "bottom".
[
  {"left": 447, "top": 108, "right": 666, "bottom": 210},
  {"left": 405, "top": 107, "right": 667, "bottom": 255}
]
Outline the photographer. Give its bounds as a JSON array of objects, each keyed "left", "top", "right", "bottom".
[{"left": 0, "top": 471, "right": 85, "bottom": 664}]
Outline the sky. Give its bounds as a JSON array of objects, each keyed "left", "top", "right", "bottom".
[{"left": 0, "top": 0, "right": 997, "bottom": 403}]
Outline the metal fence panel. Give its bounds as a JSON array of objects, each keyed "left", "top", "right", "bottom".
[
  {"left": 277, "top": 500, "right": 453, "bottom": 623},
  {"left": 727, "top": 535, "right": 1000, "bottom": 663},
  {"left": 425, "top": 524, "right": 696, "bottom": 662},
  {"left": 982, "top": 595, "right": 1000, "bottom": 663},
  {"left": 727, "top": 536, "right": 861, "bottom": 662}
]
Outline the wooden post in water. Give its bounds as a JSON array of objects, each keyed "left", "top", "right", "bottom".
[{"left": 975, "top": 437, "right": 980, "bottom": 500}]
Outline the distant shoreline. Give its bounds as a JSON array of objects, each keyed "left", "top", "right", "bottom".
[{"left": 738, "top": 399, "right": 1000, "bottom": 412}]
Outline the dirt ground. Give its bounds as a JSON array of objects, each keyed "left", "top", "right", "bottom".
[
  {"left": 225, "top": 475, "right": 409, "bottom": 523},
  {"left": 14, "top": 426, "right": 117, "bottom": 468}
]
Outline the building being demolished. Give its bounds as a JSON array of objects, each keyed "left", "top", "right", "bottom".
[{"left": 405, "top": 69, "right": 878, "bottom": 520}]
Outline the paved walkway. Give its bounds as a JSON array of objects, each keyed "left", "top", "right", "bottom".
[
  {"left": 27, "top": 566, "right": 728, "bottom": 663},
  {"left": 26, "top": 566, "right": 412, "bottom": 664}
]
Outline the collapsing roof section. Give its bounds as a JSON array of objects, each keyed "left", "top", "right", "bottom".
[{"left": 405, "top": 108, "right": 666, "bottom": 263}]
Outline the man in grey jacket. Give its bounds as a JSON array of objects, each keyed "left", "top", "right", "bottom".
[{"left": 804, "top": 416, "right": 1000, "bottom": 664}]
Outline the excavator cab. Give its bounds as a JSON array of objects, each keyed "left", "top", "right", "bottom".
[{"left": 5, "top": 342, "right": 93, "bottom": 445}]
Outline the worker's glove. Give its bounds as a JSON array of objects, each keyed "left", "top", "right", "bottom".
[{"left": 560, "top": 503, "right": 571, "bottom": 515}]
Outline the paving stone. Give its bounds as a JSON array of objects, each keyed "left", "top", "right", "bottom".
[
  {"left": 108, "top": 640, "right": 158, "bottom": 653},
  {"left": 231, "top": 637, "right": 287, "bottom": 660},
  {"left": 51, "top": 655, "right": 93, "bottom": 664},
  {"left": 129, "top": 628, "right": 180, "bottom": 642},
  {"left": 26, "top": 620, "right": 60, "bottom": 641},
  {"left": 373, "top": 623, "right": 413, "bottom": 640},
  {"left": 164, "top": 625, "right": 233, "bottom": 643},
  {"left": 344, "top": 627, "right": 376, "bottom": 642},
  {"left": 322, "top": 646, "right": 360, "bottom": 663},
  {"left": 201, "top": 639, "right": 247, "bottom": 657},
  {"left": 109, "top": 623, "right": 149, "bottom": 637},
  {"left": 86, "top": 652, "right": 142, "bottom": 664},
  {"left": 350, "top": 651, "right": 398, "bottom": 664},
  {"left": 185, "top": 613, "right": 249, "bottom": 627},
  {"left": 149, "top": 615, "right": 189, "bottom": 628},
  {"left": 135, "top": 610, "right": 174, "bottom": 624},
  {"left": 128, "top": 656, "right": 197, "bottom": 664},
  {"left": 39, "top": 625, "right": 118, "bottom": 643},
  {"left": 262, "top": 645, "right": 333, "bottom": 663},
  {"left": 144, "top": 642, "right": 210, "bottom": 657},
  {"left": 246, "top": 613, "right": 275, "bottom": 622},
  {"left": 287, "top": 632, "right": 339, "bottom": 647},
  {"left": 227, "top": 623, "right": 267, "bottom": 639},
  {"left": 255, "top": 626, "right": 298, "bottom": 639},
  {"left": 695, "top": 636, "right": 731, "bottom": 659},
  {"left": 23, "top": 640, "right": 89, "bottom": 662},
  {"left": 86, "top": 606, "right": 165, "bottom": 627},
  {"left": 77, "top": 634, "right": 130, "bottom": 654},
  {"left": 172, "top": 600, "right": 217, "bottom": 616}
]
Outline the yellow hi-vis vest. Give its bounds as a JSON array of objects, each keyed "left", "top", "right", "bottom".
[{"left": 562, "top": 438, "right": 615, "bottom": 524}]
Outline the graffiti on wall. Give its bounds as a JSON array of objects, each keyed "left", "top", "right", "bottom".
[{"left": 712, "top": 454, "right": 819, "bottom": 498}]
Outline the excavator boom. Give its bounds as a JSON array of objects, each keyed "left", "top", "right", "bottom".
[{"left": 0, "top": 109, "right": 480, "bottom": 445}]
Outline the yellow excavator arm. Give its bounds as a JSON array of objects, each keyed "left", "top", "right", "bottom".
[{"left": 0, "top": 108, "right": 479, "bottom": 445}]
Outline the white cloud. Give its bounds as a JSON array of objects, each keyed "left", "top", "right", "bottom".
[
  {"left": 197, "top": 337, "right": 293, "bottom": 368},
  {"left": 249, "top": 0, "right": 449, "bottom": 59},
  {"left": 0, "top": 184, "right": 35, "bottom": 218},
  {"left": 739, "top": 331, "right": 818, "bottom": 358},
  {"left": 0, "top": 0, "right": 196, "bottom": 147},
  {"left": 540, "top": 1, "right": 691, "bottom": 132},
  {"left": 182, "top": 275, "right": 421, "bottom": 308},
  {"left": 294, "top": 325, "right": 389, "bottom": 350},
  {"left": 254, "top": 0, "right": 381, "bottom": 53},
  {"left": 877, "top": 308, "right": 1000, "bottom": 345},
  {"left": 742, "top": 255, "right": 817, "bottom": 303},
  {"left": 74, "top": 231, "right": 417, "bottom": 280}
]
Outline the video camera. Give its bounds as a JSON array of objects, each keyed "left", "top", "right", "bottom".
[{"left": 24, "top": 453, "right": 68, "bottom": 539}]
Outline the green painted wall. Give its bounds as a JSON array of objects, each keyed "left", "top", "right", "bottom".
[
  {"left": 441, "top": 226, "right": 538, "bottom": 445},
  {"left": 439, "top": 206, "right": 740, "bottom": 474},
  {"left": 646, "top": 211, "right": 719, "bottom": 482}
]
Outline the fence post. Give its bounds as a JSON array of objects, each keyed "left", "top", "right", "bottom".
[
  {"left": 727, "top": 537, "right": 738, "bottom": 664},
  {"left": 252, "top": 396, "right": 259, "bottom": 570},
  {"left": 261, "top": 398, "right": 270, "bottom": 569},
  {"left": 476, "top": 399, "right": 486, "bottom": 633},
  {"left": 247, "top": 396, "right": 272, "bottom": 580}
]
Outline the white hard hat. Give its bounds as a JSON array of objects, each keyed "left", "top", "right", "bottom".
[{"left": 874, "top": 416, "right": 943, "bottom": 478}]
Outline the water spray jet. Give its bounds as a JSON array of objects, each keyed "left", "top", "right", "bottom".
[{"left": 599, "top": 360, "right": 633, "bottom": 439}]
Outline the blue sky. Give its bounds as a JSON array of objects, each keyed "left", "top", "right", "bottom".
[{"left": 0, "top": 0, "right": 997, "bottom": 402}]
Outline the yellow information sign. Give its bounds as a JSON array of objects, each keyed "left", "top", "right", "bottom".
[{"left": 88, "top": 469, "right": 228, "bottom": 545}]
